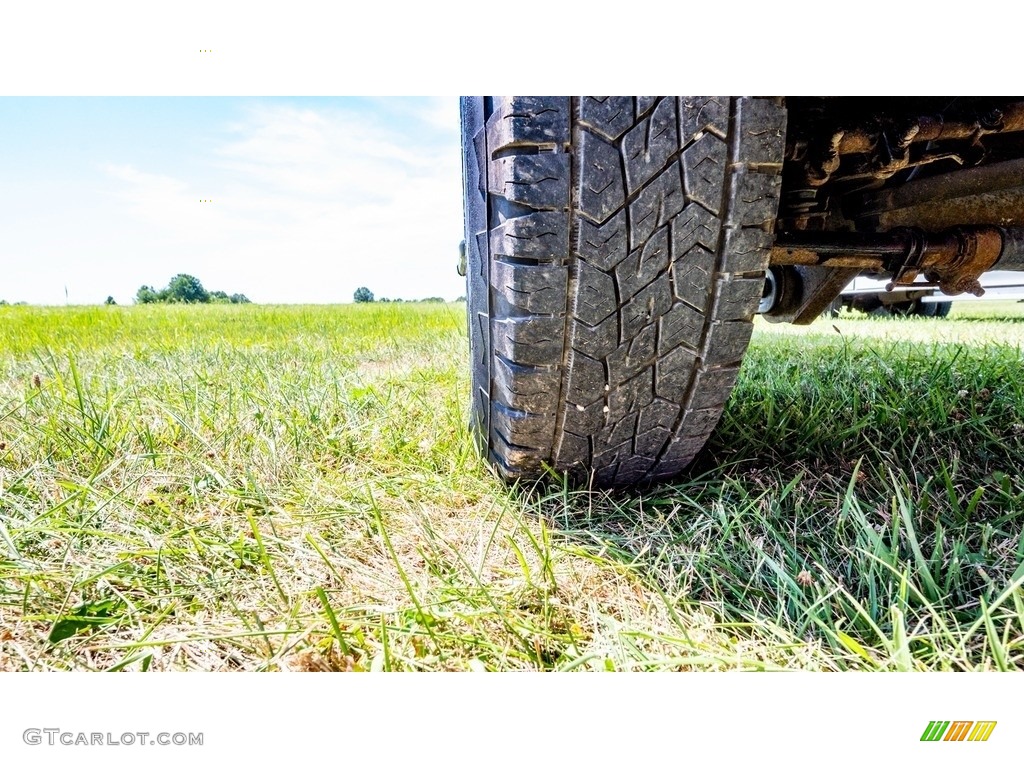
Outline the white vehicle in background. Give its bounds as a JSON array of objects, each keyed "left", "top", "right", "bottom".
[{"left": 835, "top": 271, "right": 1024, "bottom": 316}]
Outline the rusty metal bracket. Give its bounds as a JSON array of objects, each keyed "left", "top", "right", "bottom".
[
  {"left": 884, "top": 229, "right": 926, "bottom": 290},
  {"left": 877, "top": 226, "right": 1003, "bottom": 296},
  {"left": 916, "top": 226, "right": 1003, "bottom": 296}
]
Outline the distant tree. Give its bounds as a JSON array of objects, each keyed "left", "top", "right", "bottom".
[
  {"left": 105, "top": 296, "right": 117, "bottom": 305},
  {"left": 0, "top": 300, "right": 7, "bottom": 306},
  {"left": 422, "top": 297, "right": 445, "bottom": 303},
  {"left": 353, "top": 287, "right": 374, "bottom": 303},
  {"left": 229, "top": 293, "right": 251, "bottom": 304},
  {"left": 210, "top": 290, "right": 230, "bottom": 302},
  {"left": 165, "top": 273, "right": 209, "bottom": 304},
  {"left": 136, "top": 285, "right": 159, "bottom": 304},
  {"left": 455, "top": 296, "right": 466, "bottom": 302}
]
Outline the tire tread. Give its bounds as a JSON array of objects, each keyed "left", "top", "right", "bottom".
[{"left": 461, "top": 96, "right": 786, "bottom": 486}]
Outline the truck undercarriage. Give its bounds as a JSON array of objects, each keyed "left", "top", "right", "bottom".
[{"left": 763, "top": 97, "right": 1024, "bottom": 324}]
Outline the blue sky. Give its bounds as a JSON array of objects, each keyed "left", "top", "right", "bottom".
[{"left": 0, "top": 97, "right": 464, "bottom": 304}]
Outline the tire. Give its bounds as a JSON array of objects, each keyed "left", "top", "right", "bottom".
[
  {"left": 824, "top": 296, "right": 842, "bottom": 319},
  {"left": 926, "top": 300, "right": 953, "bottom": 318},
  {"left": 887, "top": 299, "right": 919, "bottom": 317},
  {"left": 890, "top": 298, "right": 954, "bottom": 318},
  {"left": 460, "top": 97, "right": 786, "bottom": 487}
]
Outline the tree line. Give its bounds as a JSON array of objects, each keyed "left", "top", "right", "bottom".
[
  {"left": 353, "top": 287, "right": 459, "bottom": 303},
  {"left": 136, "top": 274, "right": 251, "bottom": 304}
]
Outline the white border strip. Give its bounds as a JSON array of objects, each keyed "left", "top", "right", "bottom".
[{"left": 0, "top": 674, "right": 1018, "bottom": 766}]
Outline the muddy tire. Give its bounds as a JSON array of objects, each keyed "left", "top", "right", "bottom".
[{"left": 460, "top": 97, "right": 786, "bottom": 487}]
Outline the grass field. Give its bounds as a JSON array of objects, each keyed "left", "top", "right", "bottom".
[{"left": 2, "top": 300, "right": 1024, "bottom": 671}]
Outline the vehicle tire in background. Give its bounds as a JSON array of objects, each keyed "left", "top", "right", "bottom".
[
  {"left": 886, "top": 299, "right": 920, "bottom": 317},
  {"left": 461, "top": 97, "right": 786, "bottom": 487},
  {"left": 884, "top": 298, "right": 954, "bottom": 318},
  {"left": 919, "top": 300, "right": 953, "bottom": 318}
]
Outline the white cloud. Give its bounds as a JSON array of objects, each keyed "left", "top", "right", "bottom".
[{"left": 96, "top": 99, "right": 465, "bottom": 304}]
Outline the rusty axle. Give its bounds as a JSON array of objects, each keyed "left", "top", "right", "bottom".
[{"left": 770, "top": 226, "right": 1024, "bottom": 297}]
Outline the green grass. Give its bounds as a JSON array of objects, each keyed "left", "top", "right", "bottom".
[{"left": 1, "top": 301, "right": 1023, "bottom": 670}]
